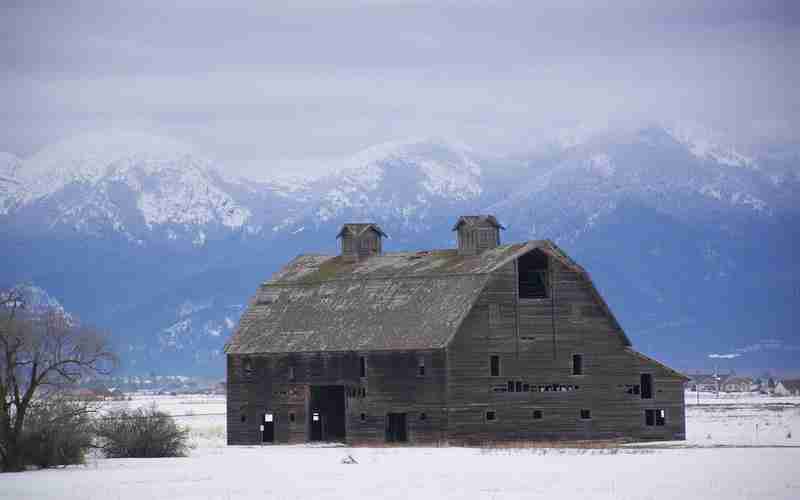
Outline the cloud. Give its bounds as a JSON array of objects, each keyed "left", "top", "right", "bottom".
[
  {"left": 708, "top": 339, "right": 800, "bottom": 360},
  {"left": 1, "top": 1, "right": 798, "bottom": 177}
]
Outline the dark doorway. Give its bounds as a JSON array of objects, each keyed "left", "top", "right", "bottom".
[
  {"left": 385, "top": 413, "right": 407, "bottom": 443},
  {"left": 518, "top": 249, "right": 549, "bottom": 298},
  {"left": 309, "top": 385, "right": 346, "bottom": 442},
  {"left": 261, "top": 412, "right": 275, "bottom": 443},
  {"left": 641, "top": 374, "right": 653, "bottom": 399}
]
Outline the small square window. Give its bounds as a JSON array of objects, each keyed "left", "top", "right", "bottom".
[
  {"left": 486, "top": 410, "right": 496, "bottom": 422},
  {"left": 240, "top": 413, "right": 247, "bottom": 423},
  {"left": 360, "top": 413, "right": 367, "bottom": 422},
  {"left": 265, "top": 413, "right": 274, "bottom": 423},
  {"left": 580, "top": 409, "right": 591, "bottom": 420},
  {"left": 418, "top": 359, "right": 426, "bottom": 377},
  {"left": 419, "top": 412, "right": 427, "bottom": 421},
  {"left": 532, "top": 410, "right": 543, "bottom": 420}
]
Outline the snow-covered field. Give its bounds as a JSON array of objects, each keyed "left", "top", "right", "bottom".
[{"left": 2, "top": 392, "right": 798, "bottom": 500}]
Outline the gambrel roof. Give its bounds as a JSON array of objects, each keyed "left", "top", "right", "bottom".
[{"left": 225, "top": 240, "right": 632, "bottom": 354}]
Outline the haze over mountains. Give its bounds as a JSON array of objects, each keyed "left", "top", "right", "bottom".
[{"left": 1, "top": 128, "right": 797, "bottom": 376}]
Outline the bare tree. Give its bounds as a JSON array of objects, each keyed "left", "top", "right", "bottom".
[{"left": 0, "top": 286, "right": 117, "bottom": 472}]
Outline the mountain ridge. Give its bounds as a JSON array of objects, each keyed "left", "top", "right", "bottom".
[{"left": 1, "top": 128, "right": 797, "bottom": 376}]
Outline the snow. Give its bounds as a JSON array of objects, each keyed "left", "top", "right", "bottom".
[
  {"left": 314, "top": 139, "right": 483, "bottom": 221},
  {"left": 667, "top": 124, "right": 756, "bottom": 168},
  {"left": 4, "top": 131, "right": 252, "bottom": 233},
  {"left": 2, "top": 394, "right": 798, "bottom": 499},
  {"left": 13, "top": 132, "right": 195, "bottom": 204}
]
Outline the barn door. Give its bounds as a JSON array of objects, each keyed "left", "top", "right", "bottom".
[
  {"left": 309, "top": 386, "right": 346, "bottom": 442},
  {"left": 310, "top": 410, "right": 325, "bottom": 441},
  {"left": 261, "top": 412, "right": 275, "bottom": 443},
  {"left": 385, "top": 413, "right": 407, "bottom": 443}
]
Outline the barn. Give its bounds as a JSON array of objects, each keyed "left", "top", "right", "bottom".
[{"left": 224, "top": 215, "right": 687, "bottom": 445}]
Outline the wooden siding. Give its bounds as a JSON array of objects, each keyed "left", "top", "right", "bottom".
[
  {"left": 457, "top": 226, "right": 500, "bottom": 255},
  {"left": 227, "top": 349, "right": 447, "bottom": 445},
  {"left": 445, "top": 257, "right": 686, "bottom": 444}
]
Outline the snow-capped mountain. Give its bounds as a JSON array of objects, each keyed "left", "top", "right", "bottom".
[
  {"left": 303, "top": 139, "right": 486, "bottom": 237},
  {"left": 0, "top": 132, "right": 278, "bottom": 244},
  {"left": 489, "top": 127, "right": 796, "bottom": 241},
  {"left": 1, "top": 128, "right": 797, "bottom": 375}
]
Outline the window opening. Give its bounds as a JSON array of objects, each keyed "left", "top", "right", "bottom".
[
  {"left": 420, "top": 412, "right": 427, "bottom": 421},
  {"left": 418, "top": 359, "right": 426, "bottom": 377},
  {"left": 580, "top": 409, "right": 591, "bottom": 420},
  {"left": 641, "top": 374, "right": 653, "bottom": 399},
  {"left": 646, "top": 409, "right": 667, "bottom": 426},
  {"left": 360, "top": 413, "right": 367, "bottom": 422},
  {"left": 532, "top": 410, "right": 543, "bottom": 420},
  {"left": 518, "top": 250, "right": 549, "bottom": 298},
  {"left": 485, "top": 410, "right": 496, "bottom": 422},
  {"left": 288, "top": 365, "right": 295, "bottom": 381},
  {"left": 490, "top": 355, "right": 500, "bottom": 377},
  {"left": 243, "top": 357, "right": 253, "bottom": 377},
  {"left": 359, "top": 356, "right": 367, "bottom": 378},
  {"left": 572, "top": 354, "right": 583, "bottom": 375}
]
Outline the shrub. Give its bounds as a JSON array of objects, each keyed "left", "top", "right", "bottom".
[
  {"left": 95, "top": 404, "right": 190, "bottom": 458},
  {"left": 19, "top": 396, "right": 95, "bottom": 469}
]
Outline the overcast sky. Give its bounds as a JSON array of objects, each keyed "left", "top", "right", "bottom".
[{"left": 1, "top": 0, "right": 798, "bottom": 179}]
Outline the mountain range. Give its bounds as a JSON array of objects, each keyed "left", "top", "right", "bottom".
[{"left": 1, "top": 128, "right": 798, "bottom": 376}]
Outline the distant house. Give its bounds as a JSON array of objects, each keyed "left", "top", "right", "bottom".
[
  {"left": 720, "top": 376, "right": 754, "bottom": 393},
  {"left": 775, "top": 380, "right": 800, "bottom": 396},
  {"left": 688, "top": 374, "right": 720, "bottom": 392},
  {"left": 688, "top": 373, "right": 755, "bottom": 393},
  {"left": 225, "top": 215, "right": 688, "bottom": 445}
]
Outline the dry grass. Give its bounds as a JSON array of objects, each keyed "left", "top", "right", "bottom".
[{"left": 475, "top": 438, "right": 657, "bottom": 455}]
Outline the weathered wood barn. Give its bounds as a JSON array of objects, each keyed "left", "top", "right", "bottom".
[{"left": 225, "top": 216, "right": 687, "bottom": 445}]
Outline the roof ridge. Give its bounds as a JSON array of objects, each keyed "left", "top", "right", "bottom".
[{"left": 263, "top": 272, "right": 491, "bottom": 287}]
